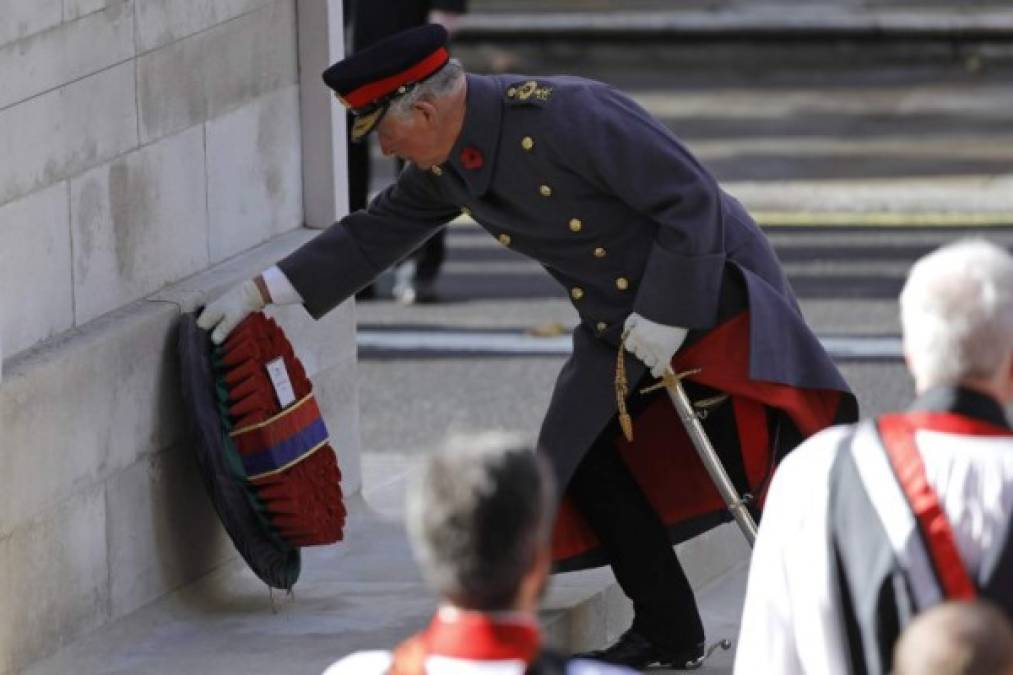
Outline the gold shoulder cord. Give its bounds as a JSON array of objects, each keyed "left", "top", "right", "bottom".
[{"left": 616, "top": 336, "right": 634, "bottom": 442}]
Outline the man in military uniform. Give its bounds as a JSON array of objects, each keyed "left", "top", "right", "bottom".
[{"left": 199, "top": 25, "right": 857, "bottom": 669}]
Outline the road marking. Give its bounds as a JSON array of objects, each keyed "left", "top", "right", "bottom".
[
  {"left": 753, "top": 211, "right": 1013, "bottom": 228},
  {"left": 357, "top": 329, "right": 903, "bottom": 359},
  {"left": 450, "top": 212, "right": 1013, "bottom": 230}
]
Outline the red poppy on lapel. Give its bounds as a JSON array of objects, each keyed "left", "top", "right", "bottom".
[{"left": 460, "top": 146, "right": 484, "bottom": 170}]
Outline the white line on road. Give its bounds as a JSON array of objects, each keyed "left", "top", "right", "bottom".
[{"left": 357, "top": 330, "right": 903, "bottom": 359}]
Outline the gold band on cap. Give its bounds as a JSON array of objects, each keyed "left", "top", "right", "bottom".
[{"left": 351, "top": 106, "right": 387, "bottom": 141}]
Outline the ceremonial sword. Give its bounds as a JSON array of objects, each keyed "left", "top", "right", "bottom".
[{"left": 616, "top": 344, "right": 759, "bottom": 547}]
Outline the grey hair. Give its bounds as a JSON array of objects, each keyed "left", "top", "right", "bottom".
[
  {"left": 900, "top": 238, "right": 1013, "bottom": 389},
  {"left": 387, "top": 58, "right": 465, "bottom": 120},
  {"left": 405, "top": 431, "right": 557, "bottom": 611}
]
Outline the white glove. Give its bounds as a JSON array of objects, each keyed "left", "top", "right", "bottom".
[
  {"left": 197, "top": 279, "right": 266, "bottom": 345},
  {"left": 623, "top": 312, "right": 688, "bottom": 378}
]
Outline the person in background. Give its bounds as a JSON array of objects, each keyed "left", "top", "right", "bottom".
[
  {"left": 735, "top": 238, "right": 1013, "bottom": 675},
  {"left": 346, "top": 0, "right": 467, "bottom": 304},
  {"left": 321, "top": 432, "right": 635, "bottom": 675},
  {"left": 892, "top": 600, "right": 1013, "bottom": 675}
]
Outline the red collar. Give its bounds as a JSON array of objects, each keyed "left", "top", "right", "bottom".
[
  {"left": 422, "top": 608, "right": 541, "bottom": 662},
  {"left": 895, "top": 411, "right": 1013, "bottom": 437}
]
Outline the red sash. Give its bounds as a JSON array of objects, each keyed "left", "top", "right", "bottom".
[
  {"left": 389, "top": 610, "right": 540, "bottom": 675},
  {"left": 877, "top": 411, "right": 1013, "bottom": 601}
]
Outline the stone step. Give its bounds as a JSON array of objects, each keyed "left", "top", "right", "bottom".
[
  {"left": 459, "top": 1, "right": 1013, "bottom": 38},
  {"left": 20, "top": 454, "right": 750, "bottom": 674}
]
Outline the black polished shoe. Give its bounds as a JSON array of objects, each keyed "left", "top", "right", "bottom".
[{"left": 574, "top": 628, "right": 705, "bottom": 670}]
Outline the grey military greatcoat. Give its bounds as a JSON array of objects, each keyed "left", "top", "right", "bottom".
[{"left": 278, "top": 73, "right": 852, "bottom": 489}]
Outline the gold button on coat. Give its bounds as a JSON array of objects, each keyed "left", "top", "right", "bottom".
[
  {"left": 431, "top": 166, "right": 443, "bottom": 176},
  {"left": 571, "top": 287, "right": 585, "bottom": 301},
  {"left": 497, "top": 234, "right": 512, "bottom": 246},
  {"left": 569, "top": 218, "right": 582, "bottom": 233},
  {"left": 521, "top": 136, "right": 535, "bottom": 151},
  {"left": 616, "top": 277, "right": 630, "bottom": 291},
  {"left": 539, "top": 185, "right": 552, "bottom": 197},
  {"left": 594, "top": 247, "right": 607, "bottom": 258},
  {"left": 596, "top": 321, "right": 608, "bottom": 333}
]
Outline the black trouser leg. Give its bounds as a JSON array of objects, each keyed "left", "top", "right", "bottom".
[
  {"left": 567, "top": 421, "right": 705, "bottom": 651},
  {"left": 412, "top": 229, "right": 446, "bottom": 284}
]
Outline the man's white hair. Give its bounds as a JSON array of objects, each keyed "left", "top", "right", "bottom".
[
  {"left": 900, "top": 238, "right": 1013, "bottom": 389},
  {"left": 387, "top": 59, "right": 465, "bottom": 120}
]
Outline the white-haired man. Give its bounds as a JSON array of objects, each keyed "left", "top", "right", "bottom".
[
  {"left": 322, "top": 433, "right": 635, "bottom": 675},
  {"left": 735, "top": 239, "right": 1013, "bottom": 675}
]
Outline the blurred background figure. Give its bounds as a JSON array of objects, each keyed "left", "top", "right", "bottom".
[
  {"left": 893, "top": 600, "right": 1013, "bottom": 675},
  {"left": 345, "top": 0, "right": 468, "bottom": 304},
  {"left": 735, "top": 238, "right": 1013, "bottom": 675},
  {"left": 321, "top": 432, "right": 636, "bottom": 675}
]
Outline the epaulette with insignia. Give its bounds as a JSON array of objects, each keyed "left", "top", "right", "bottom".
[{"left": 505, "top": 79, "right": 553, "bottom": 106}]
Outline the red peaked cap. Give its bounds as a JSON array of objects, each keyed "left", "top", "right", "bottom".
[{"left": 323, "top": 24, "right": 450, "bottom": 139}]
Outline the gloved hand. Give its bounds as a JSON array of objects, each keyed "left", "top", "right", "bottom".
[
  {"left": 197, "top": 279, "right": 266, "bottom": 345},
  {"left": 623, "top": 312, "right": 688, "bottom": 378}
]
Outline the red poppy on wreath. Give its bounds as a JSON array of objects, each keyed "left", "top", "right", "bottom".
[{"left": 459, "top": 146, "right": 484, "bottom": 170}]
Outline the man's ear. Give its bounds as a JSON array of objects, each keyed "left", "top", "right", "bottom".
[{"left": 413, "top": 99, "right": 439, "bottom": 126}]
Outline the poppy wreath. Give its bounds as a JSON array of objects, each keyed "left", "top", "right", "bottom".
[
  {"left": 217, "top": 312, "right": 347, "bottom": 548},
  {"left": 178, "top": 311, "right": 346, "bottom": 590}
]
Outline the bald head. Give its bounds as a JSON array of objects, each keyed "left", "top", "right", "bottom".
[{"left": 893, "top": 601, "right": 1013, "bottom": 675}]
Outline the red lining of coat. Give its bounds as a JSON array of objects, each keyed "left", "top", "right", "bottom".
[{"left": 551, "top": 312, "right": 843, "bottom": 562}]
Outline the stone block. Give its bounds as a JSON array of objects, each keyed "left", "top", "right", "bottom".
[
  {"left": 70, "top": 126, "right": 209, "bottom": 324},
  {"left": 0, "top": 0, "right": 61, "bottom": 48},
  {"left": 297, "top": 0, "right": 348, "bottom": 229},
  {"left": 0, "top": 183, "right": 73, "bottom": 356},
  {"left": 134, "top": 0, "right": 272, "bottom": 53},
  {"left": 106, "top": 444, "right": 234, "bottom": 620},
  {"left": 137, "top": 0, "right": 297, "bottom": 144},
  {"left": 207, "top": 85, "right": 303, "bottom": 263},
  {"left": 0, "top": 1, "right": 133, "bottom": 110},
  {"left": 0, "top": 61, "right": 137, "bottom": 208},
  {"left": 0, "top": 485, "right": 108, "bottom": 673},
  {"left": 148, "top": 226, "right": 315, "bottom": 312},
  {"left": 0, "top": 300, "right": 182, "bottom": 539},
  {"left": 63, "top": 0, "right": 114, "bottom": 22}
]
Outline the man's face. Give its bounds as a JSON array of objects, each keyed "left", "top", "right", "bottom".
[{"left": 376, "top": 107, "right": 445, "bottom": 170}]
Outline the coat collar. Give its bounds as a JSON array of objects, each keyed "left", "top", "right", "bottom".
[
  {"left": 444, "top": 74, "right": 502, "bottom": 197},
  {"left": 909, "top": 385, "right": 1011, "bottom": 430}
]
